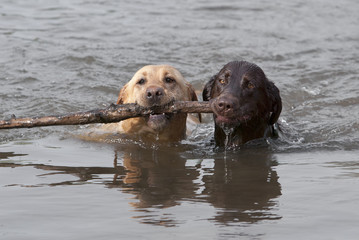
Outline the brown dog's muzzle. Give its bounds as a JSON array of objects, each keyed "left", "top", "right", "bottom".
[
  {"left": 210, "top": 95, "right": 242, "bottom": 128},
  {"left": 212, "top": 95, "right": 239, "bottom": 118}
]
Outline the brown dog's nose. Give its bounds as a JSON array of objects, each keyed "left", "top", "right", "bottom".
[
  {"left": 146, "top": 86, "right": 164, "bottom": 102},
  {"left": 215, "top": 97, "right": 235, "bottom": 115}
]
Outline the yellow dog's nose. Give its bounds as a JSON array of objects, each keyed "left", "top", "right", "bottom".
[{"left": 146, "top": 86, "right": 164, "bottom": 103}]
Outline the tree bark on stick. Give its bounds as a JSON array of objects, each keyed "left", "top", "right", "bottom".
[{"left": 0, "top": 101, "right": 212, "bottom": 129}]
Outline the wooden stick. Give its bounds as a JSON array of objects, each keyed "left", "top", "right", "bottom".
[{"left": 0, "top": 101, "right": 212, "bottom": 129}]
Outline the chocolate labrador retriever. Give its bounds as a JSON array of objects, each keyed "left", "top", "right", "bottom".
[{"left": 203, "top": 61, "right": 282, "bottom": 147}]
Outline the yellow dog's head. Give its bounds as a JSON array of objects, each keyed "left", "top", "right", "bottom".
[{"left": 117, "top": 65, "right": 198, "bottom": 141}]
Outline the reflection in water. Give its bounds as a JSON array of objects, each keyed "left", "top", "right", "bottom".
[
  {"left": 202, "top": 151, "right": 282, "bottom": 224},
  {"left": 111, "top": 144, "right": 199, "bottom": 211},
  {"left": 0, "top": 144, "right": 281, "bottom": 226},
  {"left": 0, "top": 151, "right": 27, "bottom": 160}
]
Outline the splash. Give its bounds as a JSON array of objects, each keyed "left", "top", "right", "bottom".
[
  {"left": 155, "top": 133, "right": 160, "bottom": 141},
  {"left": 221, "top": 125, "right": 234, "bottom": 149},
  {"left": 221, "top": 126, "right": 233, "bottom": 179},
  {"left": 219, "top": 124, "right": 235, "bottom": 154}
]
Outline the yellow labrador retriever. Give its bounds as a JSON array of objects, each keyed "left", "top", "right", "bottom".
[{"left": 101, "top": 65, "right": 199, "bottom": 142}]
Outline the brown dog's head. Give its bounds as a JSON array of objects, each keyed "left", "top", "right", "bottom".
[
  {"left": 203, "top": 61, "right": 282, "bottom": 146},
  {"left": 117, "top": 65, "right": 198, "bottom": 141}
]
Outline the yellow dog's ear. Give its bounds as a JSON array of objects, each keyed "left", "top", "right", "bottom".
[
  {"left": 186, "top": 83, "right": 202, "bottom": 123},
  {"left": 184, "top": 82, "right": 198, "bottom": 101},
  {"left": 116, "top": 85, "right": 128, "bottom": 104}
]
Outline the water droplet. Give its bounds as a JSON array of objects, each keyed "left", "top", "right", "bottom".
[{"left": 222, "top": 126, "right": 234, "bottom": 149}]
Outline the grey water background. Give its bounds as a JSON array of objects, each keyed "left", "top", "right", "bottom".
[{"left": 0, "top": 0, "right": 358, "bottom": 239}]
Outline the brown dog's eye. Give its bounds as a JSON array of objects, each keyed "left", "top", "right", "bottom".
[
  {"left": 165, "top": 77, "right": 175, "bottom": 83},
  {"left": 247, "top": 82, "right": 255, "bottom": 89},
  {"left": 137, "top": 78, "right": 145, "bottom": 85},
  {"left": 219, "top": 79, "right": 226, "bottom": 85}
]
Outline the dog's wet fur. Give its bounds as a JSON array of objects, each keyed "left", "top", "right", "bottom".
[{"left": 203, "top": 61, "right": 282, "bottom": 147}]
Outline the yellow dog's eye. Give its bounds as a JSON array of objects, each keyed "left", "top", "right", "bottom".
[
  {"left": 137, "top": 78, "right": 145, "bottom": 85},
  {"left": 165, "top": 77, "right": 175, "bottom": 83}
]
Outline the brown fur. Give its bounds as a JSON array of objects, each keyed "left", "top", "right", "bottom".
[{"left": 203, "top": 61, "right": 282, "bottom": 147}]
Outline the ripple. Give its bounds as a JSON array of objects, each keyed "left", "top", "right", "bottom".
[
  {"left": 0, "top": 0, "right": 358, "bottom": 153},
  {"left": 64, "top": 55, "right": 96, "bottom": 65}
]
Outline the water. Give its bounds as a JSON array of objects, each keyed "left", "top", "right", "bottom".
[{"left": 1, "top": 0, "right": 359, "bottom": 239}]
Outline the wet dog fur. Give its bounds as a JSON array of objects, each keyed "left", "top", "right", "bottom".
[
  {"left": 203, "top": 61, "right": 282, "bottom": 147},
  {"left": 101, "top": 65, "right": 199, "bottom": 142}
]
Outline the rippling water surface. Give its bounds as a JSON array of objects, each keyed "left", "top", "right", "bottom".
[{"left": 1, "top": 0, "right": 359, "bottom": 239}]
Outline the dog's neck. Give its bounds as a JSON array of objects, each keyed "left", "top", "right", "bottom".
[{"left": 214, "top": 119, "right": 272, "bottom": 147}]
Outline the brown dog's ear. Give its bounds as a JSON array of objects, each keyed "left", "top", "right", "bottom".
[
  {"left": 116, "top": 85, "right": 128, "bottom": 104},
  {"left": 267, "top": 81, "right": 282, "bottom": 125},
  {"left": 202, "top": 75, "right": 216, "bottom": 101}
]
